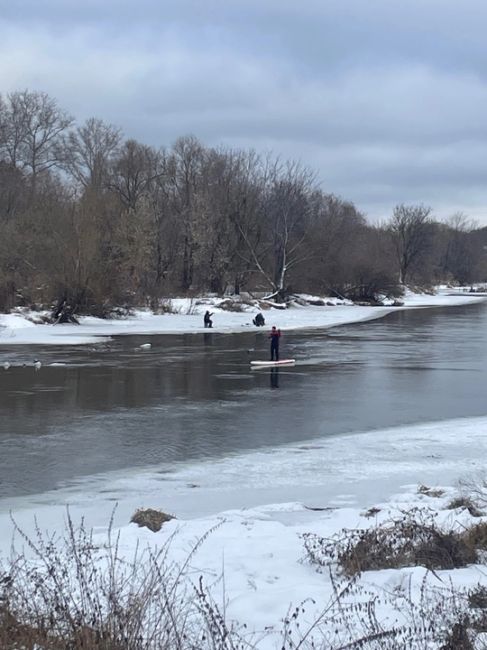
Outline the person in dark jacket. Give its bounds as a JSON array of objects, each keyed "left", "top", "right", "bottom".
[
  {"left": 204, "top": 311, "right": 213, "bottom": 328},
  {"left": 253, "top": 312, "right": 265, "bottom": 327},
  {"left": 269, "top": 326, "right": 281, "bottom": 361}
]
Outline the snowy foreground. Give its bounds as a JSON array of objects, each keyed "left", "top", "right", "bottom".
[
  {"left": 113, "top": 484, "right": 486, "bottom": 648},
  {"left": 3, "top": 416, "right": 487, "bottom": 647},
  {"left": 0, "top": 288, "right": 485, "bottom": 346}
]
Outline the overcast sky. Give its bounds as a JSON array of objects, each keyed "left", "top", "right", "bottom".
[{"left": 2, "top": 0, "right": 487, "bottom": 222}]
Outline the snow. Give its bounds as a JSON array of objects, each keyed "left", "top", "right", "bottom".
[
  {"left": 0, "top": 289, "right": 484, "bottom": 346},
  {"left": 138, "top": 480, "right": 486, "bottom": 645},
  {"left": 82, "top": 481, "right": 487, "bottom": 647},
  {"left": 2, "top": 291, "right": 487, "bottom": 646},
  {"left": 2, "top": 416, "right": 487, "bottom": 646}
]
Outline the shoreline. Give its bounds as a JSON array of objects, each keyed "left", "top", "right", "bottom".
[
  {"left": 0, "top": 289, "right": 485, "bottom": 346},
  {"left": 2, "top": 413, "right": 487, "bottom": 537}
]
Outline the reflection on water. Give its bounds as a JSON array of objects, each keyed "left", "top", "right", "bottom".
[
  {"left": 1, "top": 302, "right": 487, "bottom": 497},
  {"left": 270, "top": 367, "right": 280, "bottom": 389}
]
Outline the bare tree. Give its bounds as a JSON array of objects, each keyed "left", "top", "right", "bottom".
[
  {"left": 59, "top": 117, "right": 122, "bottom": 191},
  {"left": 4, "top": 86, "right": 487, "bottom": 314},
  {"left": 303, "top": 193, "right": 367, "bottom": 295},
  {"left": 192, "top": 147, "right": 261, "bottom": 294},
  {"left": 388, "top": 204, "right": 433, "bottom": 284},
  {"left": 0, "top": 161, "right": 27, "bottom": 221},
  {"left": 111, "top": 139, "right": 162, "bottom": 211},
  {"left": 440, "top": 213, "right": 482, "bottom": 286},
  {"left": 0, "top": 90, "right": 73, "bottom": 189},
  {"left": 0, "top": 93, "right": 25, "bottom": 167},
  {"left": 233, "top": 158, "right": 315, "bottom": 300},
  {"left": 167, "top": 135, "right": 205, "bottom": 291},
  {"left": 142, "top": 150, "right": 179, "bottom": 293}
]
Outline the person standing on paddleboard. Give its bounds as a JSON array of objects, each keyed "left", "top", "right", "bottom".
[{"left": 269, "top": 326, "right": 281, "bottom": 361}]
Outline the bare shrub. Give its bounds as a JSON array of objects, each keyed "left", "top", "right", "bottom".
[
  {"left": 130, "top": 508, "right": 175, "bottom": 532},
  {"left": 417, "top": 483, "right": 445, "bottom": 498},
  {"left": 277, "top": 571, "right": 480, "bottom": 650},
  {"left": 463, "top": 522, "right": 487, "bottom": 553},
  {"left": 193, "top": 576, "right": 249, "bottom": 650},
  {"left": 439, "top": 618, "right": 474, "bottom": 650},
  {"left": 302, "top": 508, "right": 483, "bottom": 577},
  {"left": 469, "top": 585, "right": 487, "bottom": 610},
  {"left": 185, "top": 298, "right": 198, "bottom": 315},
  {"left": 217, "top": 299, "right": 245, "bottom": 312},
  {"left": 458, "top": 475, "right": 487, "bottom": 514},
  {"left": 150, "top": 299, "right": 177, "bottom": 314},
  {"left": 3, "top": 509, "right": 487, "bottom": 650},
  {"left": 0, "top": 513, "right": 252, "bottom": 650},
  {"left": 448, "top": 496, "right": 484, "bottom": 517}
]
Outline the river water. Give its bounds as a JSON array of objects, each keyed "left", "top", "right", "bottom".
[{"left": 1, "top": 302, "right": 486, "bottom": 500}]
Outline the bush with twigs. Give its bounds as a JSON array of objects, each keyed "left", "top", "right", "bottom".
[
  {"left": 302, "top": 507, "right": 487, "bottom": 577},
  {"left": 0, "top": 514, "right": 252, "bottom": 650},
  {"left": 3, "top": 504, "right": 487, "bottom": 649}
]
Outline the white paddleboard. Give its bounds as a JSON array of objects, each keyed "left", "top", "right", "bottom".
[{"left": 250, "top": 359, "right": 295, "bottom": 367}]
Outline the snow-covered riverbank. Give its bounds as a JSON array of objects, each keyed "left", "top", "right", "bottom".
[
  {"left": 0, "top": 289, "right": 485, "bottom": 345},
  {"left": 110, "top": 482, "right": 486, "bottom": 648},
  {"left": 3, "top": 416, "right": 487, "bottom": 647}
]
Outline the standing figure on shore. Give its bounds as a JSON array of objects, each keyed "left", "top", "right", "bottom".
[
  {"left": 269, "top": 326, "right": 281, "bottom": 361},
  {"left": 204, "top": 311, "right": 213, "bottom": 328}
]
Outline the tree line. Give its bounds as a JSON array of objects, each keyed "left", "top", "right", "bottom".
[{"left": 0, "top": 89, "right": 486, "bottom": 315}]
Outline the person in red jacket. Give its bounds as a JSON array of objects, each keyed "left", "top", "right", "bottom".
[{"left": 269, "top": 326, "right": 281, "bottom": 361}]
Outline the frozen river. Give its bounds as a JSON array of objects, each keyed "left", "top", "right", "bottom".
[{"left": 1, "top": 300, "right": 487, "bottom": 501}]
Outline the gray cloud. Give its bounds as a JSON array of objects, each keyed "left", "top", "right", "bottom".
[{"left": 2, "top": 0, "right": 487, "bottom": 221}]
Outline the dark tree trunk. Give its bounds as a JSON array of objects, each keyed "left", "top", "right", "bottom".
[{"left": 51, "top": 297, "right": 79, "bottom": 324}]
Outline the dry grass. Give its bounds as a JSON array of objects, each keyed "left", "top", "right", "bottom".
[
  {"left": 362, "top": 506, "right": 381, "bottom": 518},
  {"left": 303, "top": 509, "right": 487, "bottom": 577},
  {"left": 130, "top": 508, "right": 175, "bottom": 532},
  {"left": 447, "top": 496, "right": 484, "bottom": 517},
  {"left": 217, "top": 299, "right": 246, "bottom": 312},
  {"left": 456, "top": 475, "right": 487, "bottom": 515},
  {"left": 463, "top": 521, "right": 487, "bottom": 552},
  {"left": 469, "top": 586, "right": 487, "bottom": 610},
  {"left": 417, "top": 484, "right": 445, "bottom": 498},
  {"left": 155, "top": 299, "right": 178, "bottom": 314},
  {"left": 439, "top": 619, "right": 474, "bottom": 650},
  {"left": 0, "top": 513, "right": 251, "bottom": 650},
  {"left": 3, "top": 506, "right": 487, "bottom": 649}
]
